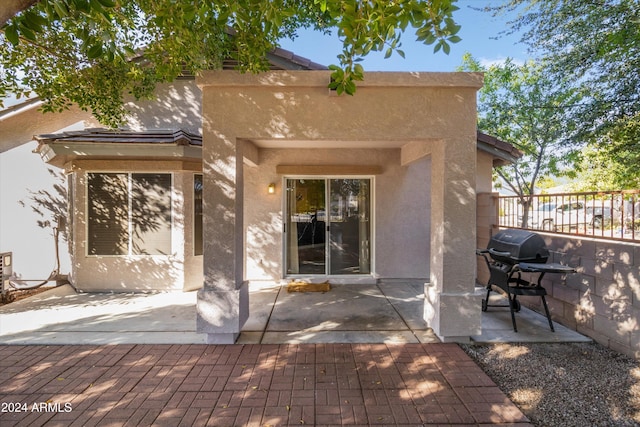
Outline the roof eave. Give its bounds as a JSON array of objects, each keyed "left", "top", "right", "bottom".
[
  {"left": 476, "top": 131, "right": 522, "bottom": 166},
  {"left": 36, "top": 141, "right": 202, "bottom": 169},
  {"left": 476, "top": 141, "right": 520, "bottom": 166}
]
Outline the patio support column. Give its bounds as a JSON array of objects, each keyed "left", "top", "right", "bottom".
[
  {"left": 196, "top": 128, "right": 249, "bottom": 344},
  {"left": 424, "top": 137, "right": 483, "bottom": 342}
]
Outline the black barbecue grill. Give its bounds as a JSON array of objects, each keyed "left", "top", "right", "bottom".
[{"left": 476, "top": 229, "right": 576, "bottom": 332}]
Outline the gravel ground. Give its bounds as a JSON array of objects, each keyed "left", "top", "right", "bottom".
[{"left": 460, "top": 342, "right": 640, "bottom": 427}]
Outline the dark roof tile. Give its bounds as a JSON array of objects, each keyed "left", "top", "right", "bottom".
[
  {"left": 35, "top": 128, "right": 202, "bottom": 146},
  {"left": 477, "top": 131, "right": 522, "bottom": 160}
]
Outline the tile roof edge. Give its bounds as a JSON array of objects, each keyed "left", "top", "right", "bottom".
[{"left": 477, "top": 130, "right": 523, "bottom": 159}]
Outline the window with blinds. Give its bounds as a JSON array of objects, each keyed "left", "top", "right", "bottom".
[
  {"left": 194, "top": 174, "right": 203, "bottom": 256},
  {"left": 87, "top": 173, "right": 172, "bottom": 255}
]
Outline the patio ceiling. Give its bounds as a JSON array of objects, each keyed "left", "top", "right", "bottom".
[
  {"left": 250, "top": 138, "right": 417, "bottom": 149},
  {"left": 249, "top": 130, "right": 522, "bottom": 166}
]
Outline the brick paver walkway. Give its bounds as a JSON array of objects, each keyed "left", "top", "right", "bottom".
[{"left": 0, "top": 343, "right": 530, "bottom": 426}]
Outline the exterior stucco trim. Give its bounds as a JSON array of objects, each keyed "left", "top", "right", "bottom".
[
  {"left": 65, "top": 159, "right": 202, "bottom": 173},
  {"left": 276, "top": 164, "right": 383, "bottom": 175},
  {"left": 198, "top": 70, "right": 484, "bottom": 89}
]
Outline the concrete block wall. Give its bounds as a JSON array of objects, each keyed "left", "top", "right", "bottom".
[
  {"left": 530, "top": 235, "right": 640, "bottom": 358},
  {"left": 475, "top": 193, "right": 640, "bottom": 358}
]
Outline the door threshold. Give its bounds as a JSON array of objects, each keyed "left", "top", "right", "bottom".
[{"left": 284, "top": 275, "right": 377, "bottom": 285}]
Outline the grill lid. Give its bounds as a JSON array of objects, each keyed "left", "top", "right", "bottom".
[{"left": 488, "top": 229, "right": 549, "bottom": 264}]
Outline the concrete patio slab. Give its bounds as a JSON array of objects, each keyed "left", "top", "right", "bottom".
[
  {"left": 261, "top": 330, "right": 421, "bottom": 344},
  {"left": 378, "top": 282, "right": 430, "bottom": 330},
  {"left": 264, "top": 284, "right": 408, "bottom": 331},
  {"left": 470, "top": 292, "right": 592, "bottom": 343},
  {"left": 241, "top": 283, "right": 280, "bottom": 332},
  {"left": 0, "top": 285, "right": 205, "bottom": 345},
  {"left": 0, "top": 281, "right": 590, "bottom": 345}
]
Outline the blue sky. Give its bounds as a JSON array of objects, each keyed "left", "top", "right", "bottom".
[
  {"left": 2, "top": 1, "right": 528, "bottom": 109},
  {"left": 278, "top": 0, "right": 529, "bottom": 72}
]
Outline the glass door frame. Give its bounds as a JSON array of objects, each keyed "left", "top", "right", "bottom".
[{"left": 282, "top": 175, "right": 374, "bottom": 278}]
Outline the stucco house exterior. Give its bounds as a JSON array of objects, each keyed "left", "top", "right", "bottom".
[{"left": 0, "top": 49, "right": 520, "bottom": 343}]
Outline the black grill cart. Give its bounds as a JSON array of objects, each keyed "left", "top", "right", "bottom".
[{"left": 477, "top": 229, "right": 576, "bottom": 332}]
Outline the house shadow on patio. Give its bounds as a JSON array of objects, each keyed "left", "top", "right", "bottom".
[{"left": 0, "top": 282, "right": 590, "bottom": 345}]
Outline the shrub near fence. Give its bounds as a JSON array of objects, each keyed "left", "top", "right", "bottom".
[{"left": 499, "top": 190, "right": 640, "bottom": 243}]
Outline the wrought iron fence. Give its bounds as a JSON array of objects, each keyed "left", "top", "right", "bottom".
[{"left": 498, "top": 190, "right": 640, "bottom": 242}]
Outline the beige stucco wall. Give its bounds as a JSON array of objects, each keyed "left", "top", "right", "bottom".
[
  {"left": 475, "top": 151, "right": 499, "bottom": 285},
  {"left": 200, "top": 71, "right": 480, "bottom": 141},
  {"left": 244, "top": 148, "right": 431, "bottom": 281},
  {"left": 197, "top": 71, "right": 481, "bottom": 285},
  {"left": 68, "top": 166, "right": 202, "bottom": 292},
  {"left": 0, "top": 111, "right": 95, "bottom": 282},
  {"left": 476, "top": 151, "right": 495, "bottom": 194},
  {"left": 0, "top": 104, "right": 96, "bottom": 153},
  {"left": 0, "top": 80, "right": 203, "bottom": 286},
  {"left": 0, "top": 141, "right": 73, "bottom": 280},
  {"left": 123, "top": 79, "right": 202, "bottom": 134}
]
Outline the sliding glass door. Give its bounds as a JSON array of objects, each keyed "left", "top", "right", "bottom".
[
  {"left": 329, "top": 179, "right": 371, "bottom": 274},
  {"left": 285, "top": 179, "right": 326, "bottom": 274},
  {"left": 285, "top": 178, "right": 371, "bottom": 276}
]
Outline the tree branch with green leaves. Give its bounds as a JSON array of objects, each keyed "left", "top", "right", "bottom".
[
  {"left": 484, "top": 0, "right": 640, "bottom": 190},
  {"left": 459, "top": 54, "right": 585, "bottom": 227},
  {"left": 1, "top": 0, "right": 462, "bottom": 126}
]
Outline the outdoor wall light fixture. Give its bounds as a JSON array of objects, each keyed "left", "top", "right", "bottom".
[{"left": 268, "top": 183, "right": 276, "bottom": 194}]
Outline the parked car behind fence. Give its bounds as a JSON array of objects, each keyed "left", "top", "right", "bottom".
[{"left": 500, "top": 190, "right": 640, "bottom": 242}]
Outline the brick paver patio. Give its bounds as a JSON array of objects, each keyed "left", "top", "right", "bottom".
[{"left": 0, "top": 343, "right": 530, "bottom": 426}]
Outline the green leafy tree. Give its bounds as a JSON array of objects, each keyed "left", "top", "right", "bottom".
[
  {"left": 487, "top": 0, "right": 640, "bottom": 188},
  {"left": 1, "top": 0, "right": 462, "bottom": 127},
  {"left": 573, "top": 114, "right": 640, "bottom": 191},
  {"left": 459, "top": 54, "right": 584, "bottom": 227}
]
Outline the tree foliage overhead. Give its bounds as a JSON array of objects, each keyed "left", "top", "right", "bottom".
[
  {"left": 1, "top": 0, "right": 461, "bottom": 127},
  {"left": 459, "top": 54, "right": 584, "bottom": 226},
  {"left": 487, "top": 0, "right": 640, "bottom": 187},
  {"left": 574, "top": 114, "right": 640, "bottom": 190}
]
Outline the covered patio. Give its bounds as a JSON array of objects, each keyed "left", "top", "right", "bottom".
[
  {"left": 197, "top": 70, "right": 485, "bottom": 344},
  {"left": 12, "top": 68, "right": 528, "bottom": 344}
]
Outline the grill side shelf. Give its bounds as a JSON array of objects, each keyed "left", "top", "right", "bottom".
[{"left": 518, "top": 262, "right": 576, "bottom": 274}]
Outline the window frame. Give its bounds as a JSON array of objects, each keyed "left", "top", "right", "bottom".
[
  {"left": 193, "top": 173, "right": 203, "bottom": 256},
  {"left": 283, "top": 175, "right": 375, "bottom": 277},
  {"left": 85, "top": 171, "right": 174, "bottom": 257}
]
